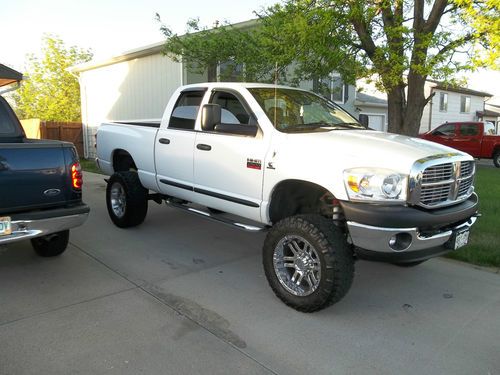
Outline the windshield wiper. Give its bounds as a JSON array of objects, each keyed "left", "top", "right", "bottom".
[{"left": 320, "top": 122, "right": 365, "bottom": 129}]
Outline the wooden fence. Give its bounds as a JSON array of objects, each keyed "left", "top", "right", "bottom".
[
  {"left": 20, "top": 119, "right": 84, "bottom": 157},
  {"left": 41, "top": 121, "right": 84, "bottom": 157}
]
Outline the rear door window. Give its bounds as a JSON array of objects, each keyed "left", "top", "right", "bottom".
[
  {"left": 459, "top": 123, "right": 479, "bottom": 136},
  {"left": 168, "top": 90, "right": 206, "bottom": 130}
]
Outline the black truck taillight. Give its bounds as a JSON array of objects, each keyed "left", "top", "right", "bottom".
[{"left": 71, "top": 162, "right": 83, "bottom": 189}]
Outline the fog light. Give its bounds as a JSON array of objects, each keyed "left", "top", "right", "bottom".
[{"left": 388, "top": 233, "right": 412, "bottom": 251}]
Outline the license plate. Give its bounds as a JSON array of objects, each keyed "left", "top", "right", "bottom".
[
  {"left": 0, "top": 217, "right": 12, "bottom": 236},
  {"left": 453, "top": 229, "right": 470, "bottom": 250}
]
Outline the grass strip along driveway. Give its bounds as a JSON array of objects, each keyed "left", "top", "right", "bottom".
[
  {"left": 80, "top": 159, "right": 499, "bottom": 268},
  {"left": 447, "top": 166, "right": 499, "bottom": 268}
]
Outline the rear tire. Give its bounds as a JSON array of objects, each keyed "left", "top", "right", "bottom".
[
  {"left": 106, "top": 171, "right": 148, "bottom": 228},
  {"left": 263, "top": 215, "right": 354, "bottom": 312},
  {"left": 31, "top": 230, "right": 69, "bottom": 257},
  {"left": 493, "top": 151, "right": 500, "bottom": 168}
]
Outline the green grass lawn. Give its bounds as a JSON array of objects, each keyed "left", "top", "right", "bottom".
[
  {"left": 80, "top": 156, "right": 498, "bottom": 267},
  {"left": 446, "top": 166, "right": 500, "bottom": 268},
  {"left": 80, "top": 158, "right": 102, "bottom": 174}
]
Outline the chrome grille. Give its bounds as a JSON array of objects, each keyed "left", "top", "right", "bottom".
[
  {"left": 422, "top": 163, "right": 453, "bottom": 184},
  {"left": 420, "top": 183, "right": 451, "bottom": 206},
  {"left": 457, "top": 161, "right": 474, "bottom": 199},
  {"left": 409, "top": 155, "right": 475, "bottom": 209}
]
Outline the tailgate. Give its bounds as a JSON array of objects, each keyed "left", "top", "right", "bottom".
[{"left": 0, "top": 140, "right": 78, "bottom": 215}]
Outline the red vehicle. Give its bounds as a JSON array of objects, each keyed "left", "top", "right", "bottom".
[{"left": 421, "top": 121, "right": 500, "bottom": 167}]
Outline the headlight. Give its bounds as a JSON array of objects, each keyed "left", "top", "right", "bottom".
[{"left": 344, "top": 168, "right": 407, "bottom": 202}]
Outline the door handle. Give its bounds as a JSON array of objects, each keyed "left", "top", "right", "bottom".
[
  {"left": 196, "top": 144, "right": 212, "bottom": 151},
  {"left": 159, "top": 138, "right": 170, "bottom": 144}
]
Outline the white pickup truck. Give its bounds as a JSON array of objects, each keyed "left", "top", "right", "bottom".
[{"left": 96, "top": 82, "right": 478, "bottom": 312}]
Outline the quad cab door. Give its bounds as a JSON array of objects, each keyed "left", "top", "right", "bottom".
[
  {"left": 456, "top": 123, "right": 482, "bottom": 157},
  {"left": 154, "top": 88, "right": 206, "bottom": 201},
  {"left": 193, "top": 89, "right": 268, "bottom": 222}
]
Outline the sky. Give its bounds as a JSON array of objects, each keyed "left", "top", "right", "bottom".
[{"left": 1, "top": 0, "right": 499, "bottom": 103}]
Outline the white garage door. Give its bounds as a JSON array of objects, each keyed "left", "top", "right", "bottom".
[{"left": 367, "top": 115, "right": 385, "bottom": 131}]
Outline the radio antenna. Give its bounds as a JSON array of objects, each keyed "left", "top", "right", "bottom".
[{"left": 274, "top": 62, "right": 278, "bottom": 127}]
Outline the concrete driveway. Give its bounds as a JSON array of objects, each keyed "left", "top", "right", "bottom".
[{"left": 1, "top": 172, "right": 499, "bottom": 375}]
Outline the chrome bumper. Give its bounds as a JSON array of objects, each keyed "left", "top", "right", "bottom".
[
  {"left": 0, "top": 213, "right": 89, "bottom": 245},
  {"left": 347, "top": 217, "right": 477, "bottom": 253}
]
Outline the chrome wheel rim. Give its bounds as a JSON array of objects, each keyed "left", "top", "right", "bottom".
[
  {"left": 273, "top": 235, "right": 321, "bottom": 297},
  {"left": 110, "top": 182, "right": 126, "bottom": 218}
]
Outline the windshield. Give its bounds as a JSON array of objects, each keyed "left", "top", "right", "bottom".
[{"left": 248, "top": 87, "right": 365, "bottom": 133}]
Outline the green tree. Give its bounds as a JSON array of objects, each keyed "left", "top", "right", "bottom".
[
  {"left": 12, "top": 36, "right": 92, "bottom": 122},
  {"left": 159, "top": 0, "right": 499, "bottom": 136}
]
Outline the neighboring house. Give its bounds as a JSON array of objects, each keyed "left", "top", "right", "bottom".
[
  {"left": 71, "top": 20, "right": 356, "bottom": 158},
  {"left": 356, "top": 78, "right": 492, "bottom": 133},
  {"left": 419, "top": 81, "right": 492, "bottom": 133},
  {"left": 0, "top": 63, "right": 23, "bottom": 94}
]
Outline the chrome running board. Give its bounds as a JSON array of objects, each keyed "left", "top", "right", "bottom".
[{"left": 164, "top": 199, "right": 267, "bottom": 233}]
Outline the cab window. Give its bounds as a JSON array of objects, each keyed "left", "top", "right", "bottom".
[
  {"left": 211, "top": 91, "right": 251, "bottom": 125},
  {"left": 433, "top": 123, "right": 455, "bottom": 136}
]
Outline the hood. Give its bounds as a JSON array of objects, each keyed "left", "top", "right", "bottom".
[{"left": 282, "top": 129, "right": 470, "bottom": 173}]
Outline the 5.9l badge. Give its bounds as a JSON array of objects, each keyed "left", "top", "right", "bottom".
[{"left": 247, "top": 158, "right": 262, "bottom": 170}]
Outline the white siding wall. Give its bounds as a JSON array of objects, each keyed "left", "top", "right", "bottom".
[
  {"left": 419, "top": 88, "right": 484, "bottom": 133},
  {"left": 79, "top": 54, "right": 182, "bottom": 157}
]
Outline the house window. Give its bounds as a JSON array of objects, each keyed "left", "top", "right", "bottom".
[
  {"left": 218, "top": 60, "right": 244, "bottom": 82},
  {"left": 439, "top": 92, "right": 448, "bottom": 111},
  {"left": 317, "top": 74, "right": 348, "bottom": 104},
  {"left": 460, "top": 95, "right": 471, "bottom": 113}
]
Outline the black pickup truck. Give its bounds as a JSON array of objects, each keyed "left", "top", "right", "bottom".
[{"left": 0, "top": 95, "right": 89, "bottom": 256}]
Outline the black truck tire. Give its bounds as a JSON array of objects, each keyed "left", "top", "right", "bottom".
[
  {"left": 106, "top": 171, "right": 148, "bottom": 228},
  {"left": 493, "top": 150, "right": 500, "bottom": 168},
  {"left": 31, "top": 230, "right": 70, "bottom": 257},
  {"left": 263, "top": 215, "right": 354, "bottom": 312}
]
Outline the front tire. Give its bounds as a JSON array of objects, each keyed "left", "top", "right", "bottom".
[
  {"left": 31, "top": 230, "right": 69, "bottom": 257},
  {"left": 493, "top": 150, "right": 500, "bottom": 168},
  {"left": 263, "top": 215, "right": 354, "bottom": 312},
  {"left": 106, "top": 171, "right": 148, "bottom": 228}
]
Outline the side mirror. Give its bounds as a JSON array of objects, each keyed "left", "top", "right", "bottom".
[
  {"left": 359, "top": 114, "right": 369, "bottom": 128},
  {"left": 201, "top": 104, "right": 221, "bottom": 131}
]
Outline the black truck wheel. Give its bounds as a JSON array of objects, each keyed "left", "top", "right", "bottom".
[
  {"left": 31, "top": 230, "right": 70, "bottom": 257},
  {"left": 106, "top": 171, "right": 148, "bottom": 228},
  {"left": 493, "top": 150, "right": 500, "bottom": 168},
  {"left": 263, "top": 215, "right": 354, "bottom": 312}
]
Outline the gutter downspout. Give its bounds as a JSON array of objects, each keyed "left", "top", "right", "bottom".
[{"left": 428, "top": 87, "right": 434, "bottom": 132}]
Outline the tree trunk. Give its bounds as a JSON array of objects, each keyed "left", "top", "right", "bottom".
[
  {"left": 404, "top": 73, "right": 428, "bottom": 137},
  {"left": 386, "top": 76, "right": 428, "bottom": 137},
  {"left": 207, "top": 63, "right": 217, "bottom": 82},
  {"left": 386, "top": 85, "right": 406, "bottom": 135}
]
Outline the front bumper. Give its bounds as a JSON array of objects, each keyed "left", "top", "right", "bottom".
[
  {"left": 0, "top": 204, "right": 89, "bottom": 245},
  {"left": 341, "top": 194, "right": 479, "bottom": 263}
]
